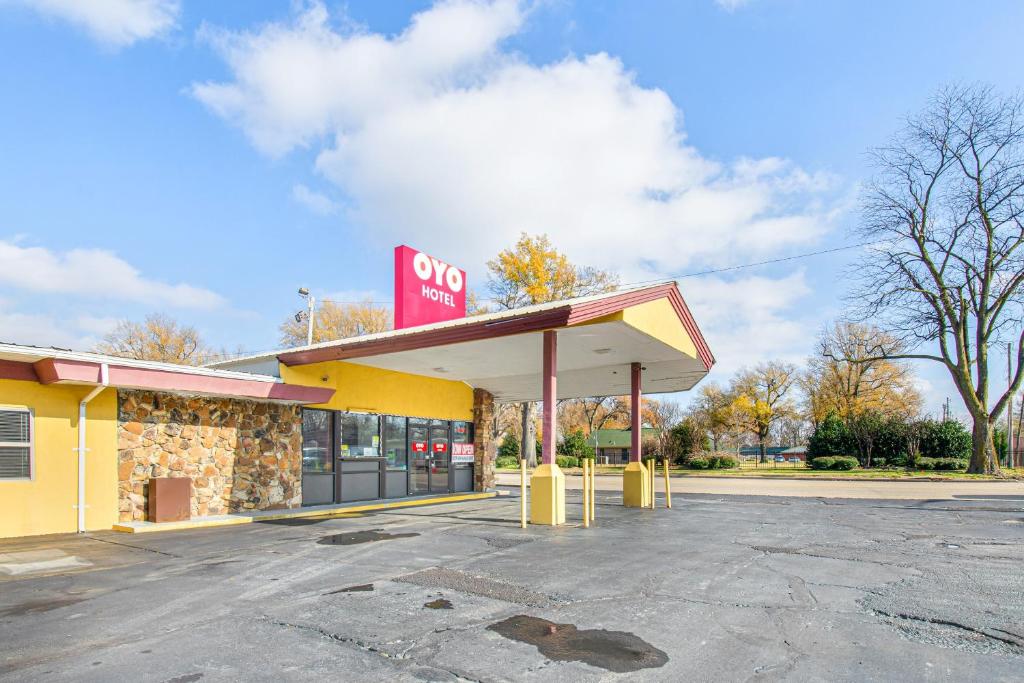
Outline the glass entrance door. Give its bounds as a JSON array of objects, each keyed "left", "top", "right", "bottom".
[
  {"left": 409, "top": 418, "right": 430, "bottom": 494},
  {"left": 428, "top": 420, "right": 450, "bottom": 493}
]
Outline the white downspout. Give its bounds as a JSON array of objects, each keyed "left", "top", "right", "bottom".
[{"left": 77, "top": 363, "right": 109, "bottom": 533}]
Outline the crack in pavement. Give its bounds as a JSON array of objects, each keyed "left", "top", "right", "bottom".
[{"left": 869, "top": 608, "right": 1024, "bottom": 650}]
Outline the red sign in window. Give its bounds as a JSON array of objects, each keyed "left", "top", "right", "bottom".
[
  {"left": 411, "top": 441, "right": 428, "bottom": 453},
  {"left": 433, "top": 442, "right": 448, "bottom": 453}
]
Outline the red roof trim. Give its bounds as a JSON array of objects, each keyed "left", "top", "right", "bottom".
[
  {"left": 33, "top": 358, "right": 334, "bottom": 404},
  {"left": 0, "top": 360, "right": 40, "bottom": 383},
  {"left": 279, "top": 283, "right": 715, "bottom": 370}
]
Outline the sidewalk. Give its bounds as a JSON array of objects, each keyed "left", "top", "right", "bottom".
[{"left": 494, "top": 471, "right": 1024, "bottom": 500}]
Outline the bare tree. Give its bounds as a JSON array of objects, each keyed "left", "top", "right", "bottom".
[
  {"left": 849, "top": 84, "right": 1024, "bottom": 474},
  {"left": 96, "top": 313, "right": 214, "bottom": 365}
]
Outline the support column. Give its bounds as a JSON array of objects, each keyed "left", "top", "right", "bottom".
[
  {"left": 530, "top": 331, "right": 565, "bottom": 525},
  {"left": 472, "top": 388, "right": 495, "bottom": 492},
  {"left": 623, "top": 362, "right": 650, "bottom": 507}
]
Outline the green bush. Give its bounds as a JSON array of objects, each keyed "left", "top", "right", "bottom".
[
  {"left": 495, "top": 456, "right": 520, "bottom": 469},
  {"left": 707, "top": 455, "right": 738, "bottom": 469},
  {"left": 830, "top": 456, "right": 858, "bottom": 471},
  {"left": 808, "top": 413, "right": 854, "bottom": 458},
  {"left": 687, "top": 456, "right": 709, "bottom": 470},
  {"left": 497, "top": 433, "right": 520, "bottom": 460},
  {"left": 810, "top": 456, "right": 835, "bottom": 470},
  {"left": 555, "top": 456, "right": 579, "bottom": 468},
  {"left": 919, "top": 420, "right": 971, "bottom": 460},
  {"left": 558, "top": 429, "right": 595, "bottom": 460},
  {"left": 916, "top": 457, "right": 966, "bottom": 471}
]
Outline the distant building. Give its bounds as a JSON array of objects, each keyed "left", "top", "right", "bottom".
[
  {"left": 588, "top": 428, "right": 661, "bottom": 464},
  {"left": 737, "top": 445, "right": 807, "bottom": 461},
  {"left": 781, "top": 446, "right": 808, "bottom": 462}
]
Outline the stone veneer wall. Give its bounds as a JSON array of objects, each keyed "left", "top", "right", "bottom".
[
  {"left": 117, "top": 390, "right": 302, "bottom": 522},
  {"left": 472, "top": 388, "right": 495, "bottom": 491}
]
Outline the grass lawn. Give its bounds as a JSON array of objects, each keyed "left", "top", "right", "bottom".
[{"left": 495, "top": 462, "right": 1024, "bottom": 481}]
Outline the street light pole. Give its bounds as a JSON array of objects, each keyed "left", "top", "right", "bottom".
[{"left": 298, "top": 288, "right": 315, "bottom": 346}]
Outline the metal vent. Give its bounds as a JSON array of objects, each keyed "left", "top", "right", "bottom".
[{"left": 0, "top": 410, "right": 31, "bottom": 479}]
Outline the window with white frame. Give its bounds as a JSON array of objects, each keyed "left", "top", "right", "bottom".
[{"left": 0, "top": 408, "right": 32, "bottom": 479}]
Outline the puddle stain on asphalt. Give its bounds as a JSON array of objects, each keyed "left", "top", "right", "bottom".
[
  {"left": 324, "top": 584, "right": 375, "bottom": 595},
  {"left": 0, "top": 596, "right": 86, "bottom": 618},
  {"left": 424, "top": 598, "right": 453, "bottom": 609},
  {"left": 317, "top": 530, "right": 420, "bottom": 546},
  {"left": 487, "top": 615, "right": 668, "bottom": 673},
  {"left": 161, "top": 675, "right": 203, "bottom": 683}
]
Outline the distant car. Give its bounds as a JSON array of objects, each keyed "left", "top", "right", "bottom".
[{"left": 774, "top": 456, "right": 786, "bottom": 463}]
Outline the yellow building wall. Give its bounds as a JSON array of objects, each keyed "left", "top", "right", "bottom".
[
  {"left": 0, "top": 379, "right": 118, "bottom": 538},
  {"left": 280, "top": 361, "right": 474, "bottom": 421}
]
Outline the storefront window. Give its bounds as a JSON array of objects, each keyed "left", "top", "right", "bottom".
[
  {"left": 383, "top": 416, "right": 408, "bottom": 470},
  {"left": 337, "top": 413, "right": 380, "bottom": 457},
  {"left": 301, "top": 409, "right": 332, "bottom": 472},
  {"left": 452, "top": 421, "right": 473, "bottom": 444}
]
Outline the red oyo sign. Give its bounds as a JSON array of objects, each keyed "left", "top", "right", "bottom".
[
  {"left": 433, "top": 442, "right": 448, "bottom": 453},
  {"left": 411, "top": 441, "right": 428, "bottom": 453},
  {"left": 394, "top": 245, "right": 467, "bottom": 329}
]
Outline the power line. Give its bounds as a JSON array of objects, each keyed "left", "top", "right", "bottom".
[
  {"left": 303, "top": 240, "right": 883, "bottom": 311},
  {"left": 613, "top": 240, "right": 883, "bottom": 289}
]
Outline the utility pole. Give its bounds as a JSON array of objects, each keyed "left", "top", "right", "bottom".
[
  {"left": 298, "top": 288, "right": 315, "bottom": 346},
  {"left": 1009, "top": 342, "right": 1015, "bottom": 469}
]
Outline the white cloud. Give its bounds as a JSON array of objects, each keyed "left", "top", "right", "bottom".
[
  {"left": 194, "top": 1, "right": 839, "bottom": 275},
  {"left": 292, "top": 183, "right": 340, "bottom": 215},
  {"left": 7, "top": 0, "right": 179, "bottom": 47},
  {"left": 0, "top": 240, "right": 225, "bottom": 309},
  {"left": 714, "top": 0, "right": 753, "bottom": 12},
  {"left": 683, "top": 271, "right": 814, "bottom": 381},
  {"left": 193, "top": 0, "right": 844, "bottom": 378}
]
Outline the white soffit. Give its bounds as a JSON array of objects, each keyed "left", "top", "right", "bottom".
[{"left": 345, "top": 320, "right": 707, "bottom": 402}]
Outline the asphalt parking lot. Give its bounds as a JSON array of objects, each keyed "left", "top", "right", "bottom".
[{"left": 1, "top": 488, "right": 1022, "bottom": 682}]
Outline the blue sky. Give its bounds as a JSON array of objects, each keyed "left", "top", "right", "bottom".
[{"left": 1, "top": 0, "right": 1022, "bottom": 415}]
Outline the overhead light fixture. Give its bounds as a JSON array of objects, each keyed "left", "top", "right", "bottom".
[
  {"left": 433, "top": 367, "right": 448, "bottom": 373},
  {"left": 593, "top": 348, "right": 612, "bottom": 355}
]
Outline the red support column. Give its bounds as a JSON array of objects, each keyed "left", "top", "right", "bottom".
[
  {"left": 542, "top": 330, "right": 557, "bottom": 465},
  {"left": 630, "top": 362, "right": 642, "bottom": 462}
]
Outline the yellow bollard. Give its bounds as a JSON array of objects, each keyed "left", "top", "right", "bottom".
[
  {"left": 582, "top": 459, "right": 590, "bottom": 528},
  {"left": 649, "top": 459, "right": 655, "bottom": 509},
  {"left": 663, "top": 459, "right": 672, "bottom": 509},
  {"left": 520, "top": 457, "right": 527, "bottom": 529},
  {"left": 590, "top": 458, "right": 596, "bottom": 521}
]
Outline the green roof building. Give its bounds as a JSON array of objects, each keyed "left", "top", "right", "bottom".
[{"left": 587, "top": 428, "right": 661, "bottom": 464}]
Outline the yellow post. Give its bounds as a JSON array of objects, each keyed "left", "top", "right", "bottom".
[
  {"left": 582, "top": 459, "right": 590, "bottom": 528},
  {"left": 589, "top": 458, "right": 595, "bottom": 521},
  {"left": 663, "top": 459, "right": 672, "bottom": 509},
  {"left": 649, "top": 459, "right": 655, "bottom": 509},
  {"left": 520, "top": 458, "right": 527, "bottom": 529}
]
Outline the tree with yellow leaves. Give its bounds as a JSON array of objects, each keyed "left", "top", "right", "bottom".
[
  {"left": 485, "top": 233, "right": 619, "bottom": 466},
  {"left": 690, "top": 382, "right": 735, "bottom": 452},
  {"left": 730, "top": 361, "right": 798, "bottom": 463},
  {"left": 96, "top": 313, "right": 214, "bottom": 365},
  {"left": 804, "top": 322, "right": 922, "bottom": 425},
  {"left": 279, "top": 300, "right": 391, "bottom": 347},
  {"left": 486, "top": 233, "right": 619, "bottom": 309}
]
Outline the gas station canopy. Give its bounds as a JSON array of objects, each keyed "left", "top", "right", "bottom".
[{"left": 216, "top": 282, "right": 713, "bottom": 402}]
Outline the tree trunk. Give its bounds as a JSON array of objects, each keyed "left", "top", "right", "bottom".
[
  {"left": 520, "top": 402, "right": 537, "bottom": 468},
  {"left": 758, "top": 437, "right": 766, "bottom": 464},
  {"left": 968, "top": 417, "right": 999, "bottom": 474}
]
